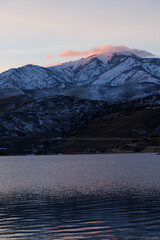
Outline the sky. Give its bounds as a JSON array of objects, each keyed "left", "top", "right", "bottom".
[{"left": 0, "top": 0, "right": 160, "bottom": 73}]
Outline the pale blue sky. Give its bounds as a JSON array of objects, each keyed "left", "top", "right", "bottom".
[{"left": 0, "top": 0, "right": 160, "bottom": 72}]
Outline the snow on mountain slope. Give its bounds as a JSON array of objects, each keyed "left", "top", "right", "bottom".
[
  {"left": 92, "top": 56, "right": 141, "bottom": 85},
  {"left": 49, "top": 55, "right": 107, "bottom": 86},
  {"left": 108, "top": 68, "right": 160, "bottom": 87},
  {"left": 142, "top": 62, "right": 160, "bottom": 78},
  {"left": 0, "top": 64, "right": 69, "bottom": 90},
  {"left": 71, "top": 57, "right": 106, "bottom": 86}
]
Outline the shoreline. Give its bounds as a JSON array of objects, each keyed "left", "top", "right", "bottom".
[
  {"left": 0, "top": 152, "right": 159, "bottom": 157},
  {"left": 0, "top": 136, "right": 160, "bottom": 156}
]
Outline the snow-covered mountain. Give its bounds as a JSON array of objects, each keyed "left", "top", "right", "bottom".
[{"left": 0, "top": 51, "right": 160, "bottom": 103}]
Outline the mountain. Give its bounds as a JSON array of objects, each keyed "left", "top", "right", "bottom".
[
  {"left": 1, "top": 51, "right": 160, "bottom": 102},
  {"left": 0, "top": 51, "right": 160, "bottom": 154}
]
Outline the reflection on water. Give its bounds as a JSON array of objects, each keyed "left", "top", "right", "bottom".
[{"left": 0, "top": 153, "right": 160, "bottom": 239}]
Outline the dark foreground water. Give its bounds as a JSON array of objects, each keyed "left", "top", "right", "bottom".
[{"left": 0, "top": 153, "right": 160, "bottom": 239}]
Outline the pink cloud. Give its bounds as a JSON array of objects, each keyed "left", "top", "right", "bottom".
[
  {"left": 59, "top": 45, "right": 154, "bottom": 58},
  {"left": 59, "top": 50, "right": 84, "bottom": 58},
  {"left": 44, "top": 62, "right": 62, "bottom": 68},
  {"left": 46, "top": 54, "right": 54, "bottom": 59}
]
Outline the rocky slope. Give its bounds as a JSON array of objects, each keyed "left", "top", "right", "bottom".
[{"left": 0, "top": 96, "right": 109, "bottom": 139}]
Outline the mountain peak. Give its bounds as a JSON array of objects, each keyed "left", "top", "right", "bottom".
[
  {"left": 51, "top": 51, "right": 139, "bottom": 70},
  {"left": 95, "top": 51, "right": 139, "bottom": 64}
]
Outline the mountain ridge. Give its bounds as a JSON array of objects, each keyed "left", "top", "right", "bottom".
[
  {"left": 1, "top": 51, "right": 160, "bottom": 87},
  {"left": 0, "top": 51, "right": 160, "bottom": 104}
]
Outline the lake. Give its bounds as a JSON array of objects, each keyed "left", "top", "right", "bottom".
[{"left": 0, "top": 153, "right": 160, "bottom": 239}]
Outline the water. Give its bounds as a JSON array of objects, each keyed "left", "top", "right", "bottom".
[{"left": 0, "top": 153, "right": 160, "bottom": 239}]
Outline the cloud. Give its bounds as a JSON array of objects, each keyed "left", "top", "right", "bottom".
[
  {"left": 46, "top": 54, "right": 54, "bottom": 59},
  {"left": 59, "top": 45, "right": 155, "bottom": 58},
  {"left": 59, "top": 50, "right": 83, "bottom": 58},
  {"left": 45, "top": 62, "right": 62, "bottom": 68}
]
